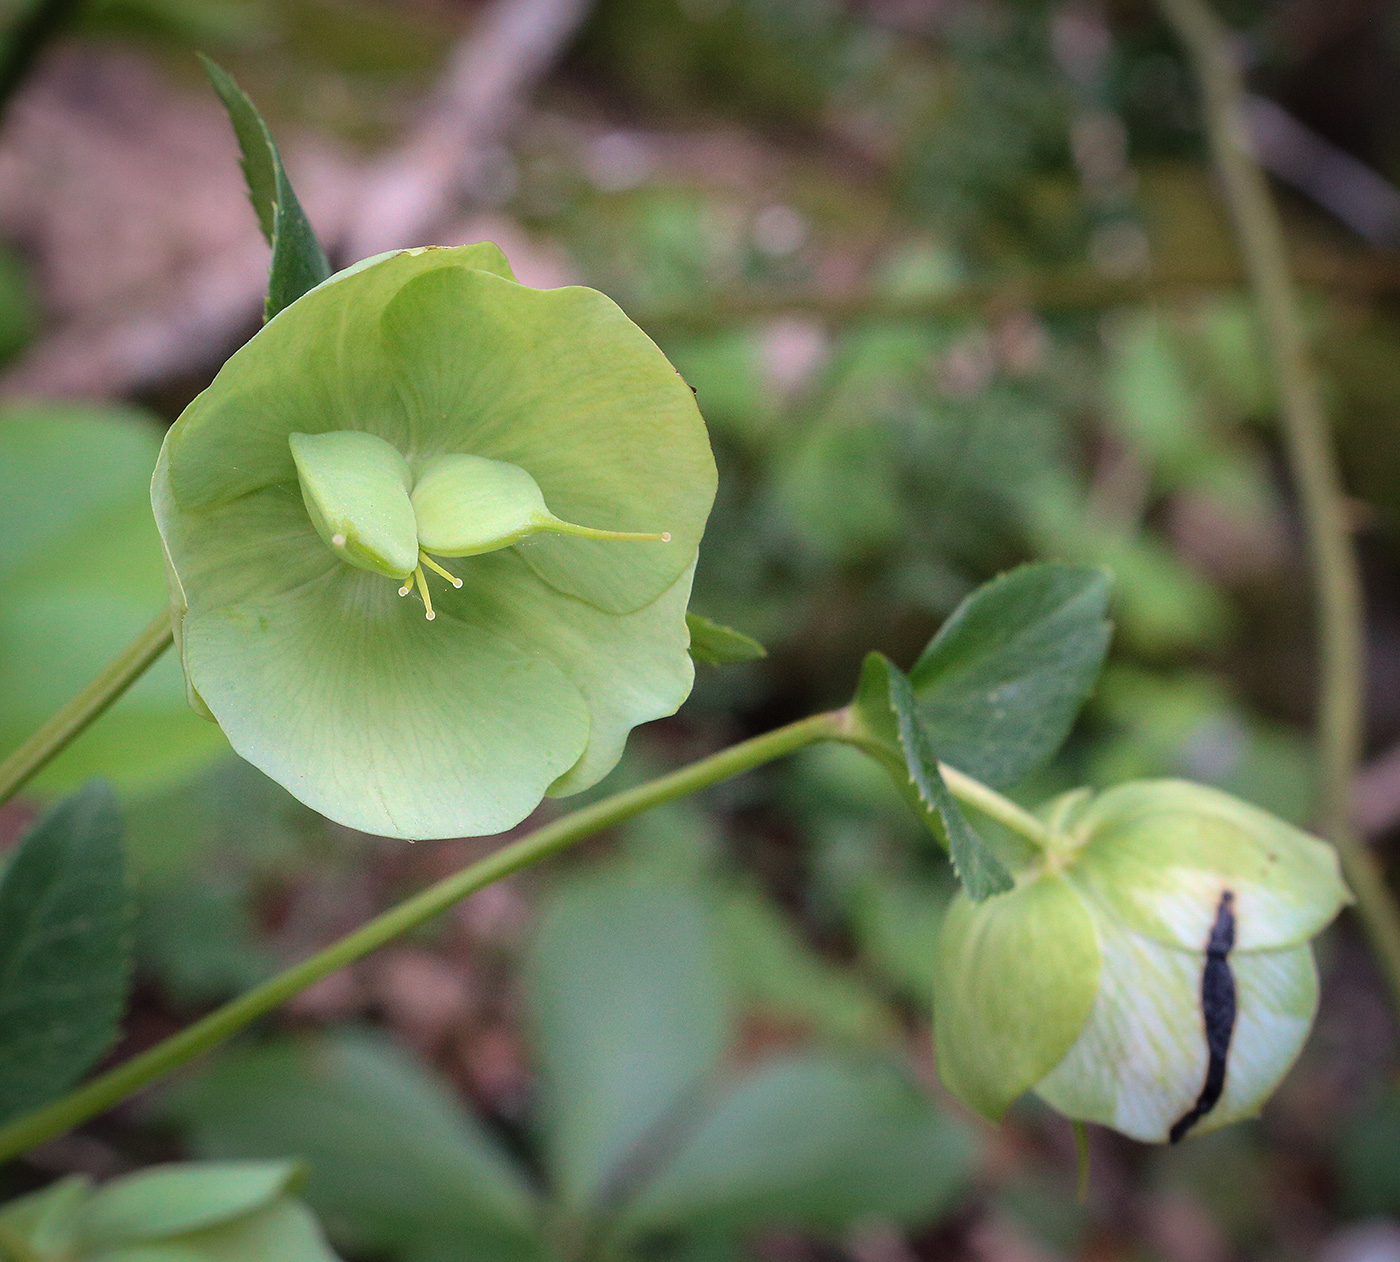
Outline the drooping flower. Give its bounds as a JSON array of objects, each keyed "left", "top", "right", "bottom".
[
  {"left": 152, "top": 244, "right": 716, "bottom": 839},
  {"left": 932, "top": 780, "right": 1350, "bottom": 1142}
]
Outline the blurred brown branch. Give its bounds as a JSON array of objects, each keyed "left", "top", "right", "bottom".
[{"left": 0, "top": 0, "right": 595, "bottom": 401}]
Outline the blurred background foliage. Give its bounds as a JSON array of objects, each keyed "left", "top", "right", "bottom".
[{"left": 3, "top": 0, "right": 1400, "bottom": 1258}]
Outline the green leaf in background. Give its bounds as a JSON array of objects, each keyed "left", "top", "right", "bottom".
[
  {"left": 199, "top": 56, "right": 331, "bottom": 321},
  {"left": 0, "top": 782, "right": 131, "bottom": 1125},
  {"left": 715, "top": 886, "right": 897, "bottom": 1046},
  {"left": 685, "top": 612, "right": 767, "bottom": 665},
  {"left": 166, "top": 1032, "right": 542, "bottom": 1262},
  {"left": 909, "top": 563, "right": 1112, "bottom": 789},
  {"left": 0, "top": 404, "right": 228, "bottom": 795},
  {"left": 852, "top": 652, "right": 1013, "bottom": 901},
  {"left": 616, "top": 1053, "right": 973, "bottom": 1238},
  {"left": 527, "top": 866, "right": 730, "bottom": 1215},
  {"left": 79, "top": 1161, "right": 299, "bottom": 1248},
  {"left": 0, "top": 1161, "right": 341, "bottom": 1262}
]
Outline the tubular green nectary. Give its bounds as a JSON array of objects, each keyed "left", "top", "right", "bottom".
[
  {"left": 152, "top": 244, "right": 716, "bottom": 839},
  {"left": 932, "top": 780, "right": 1351, "bottom": 1142}
]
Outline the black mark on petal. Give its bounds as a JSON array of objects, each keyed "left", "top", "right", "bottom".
[{"left": 1169, "top": 890, "right": 1237, "bottom": 1144}]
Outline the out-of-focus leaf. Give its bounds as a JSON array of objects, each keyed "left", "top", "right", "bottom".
[
  {"left": 0, "top": 245, "right": 37, "bottom": 364},
  {"left": 0, "top": 1175, "right": 89, "bottom": 1259},
  {"left": 616, "top": 1053, "right": 974, "bottom": 1237},
  {"left": 0, "top": 782, "right": 130, "bottom": 1124},
  {"left": 909, "top": 563, "right": 1112, "bottom": 789},
  {"left": 167, "top": 1033, "right": 541, "bottom": 1261},
  {"left": 528, "top": 866, "right": 730, "bottom": 1215},
  {"left": 80, "top": 1163, "right": 298, "bottom": 1248},
  {"left": 774, "top": 420, "right": 902, "bottom": 560},
  {"left": 0, "top": 1162, "right": 340, "bottom": 1262},
  {"left": 200, "top": 57, "right": 330, "bottom": 320},
  {"left": 88, "top": 1196, "right": 340, "bottom": 1261},
  {"left": 851, "top": 652, "right": 1012, "bottom": 900},
  {"left": 0, "top": 405, "right": 228, "bottom": 794},
  {"left": 716, "top": 886, "right": 895, "bottom": 1046},
  {"left": 686, "top": 612, "right": 767, "bottom": 665},
  {"left": 1337, "top": 1088, "right": 1400, "bottom": 1215},
  {"left": 850, "top": 872, "right": 953, "bottom": 999}
]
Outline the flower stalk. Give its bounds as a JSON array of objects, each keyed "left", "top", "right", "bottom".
[
  {"left": 1156, "top": 0, "right": 1400, "bottom": 1017},
  {"left": 0, "top": 609, "right": 173, "bottom": 809}
]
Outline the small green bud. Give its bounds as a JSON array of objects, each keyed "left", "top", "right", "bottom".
[{"left": 932, "top": 780, "right": 1350, "bottom": 1143}]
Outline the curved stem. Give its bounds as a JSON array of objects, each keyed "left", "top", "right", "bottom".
[
  {"left": 939, "top": 762, "right": 1052, "bottom": 849},
  {"left": 1157, "top": 0, "right": 1400, "bottom": 1012},
  {"left": 0, "top": 610, "right": 173, "bottom": 808},
  {"left": 0, "top": 709, "right": 844, "bottom": 1163}
]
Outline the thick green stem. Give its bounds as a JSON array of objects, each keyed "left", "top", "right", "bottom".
[
  {"left": 0, "top": 610, "right": 173, "bottom": 808},
  {"left": 1157, "top": 0, "right": 1400, "bottom": 1013},
  {"left": 0, "top": 709, "right": 844, "bottom": 1163}
]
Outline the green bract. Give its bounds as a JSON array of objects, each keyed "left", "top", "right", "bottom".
[
  {"left": 153, "top": 244, "right": 715, "bottom": 839},
  {"left": 933, "top": 780, "right": 1350, "bottom": 1143}
]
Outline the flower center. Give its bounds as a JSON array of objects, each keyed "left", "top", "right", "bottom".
[{"left": 289, "top": 430, "right": 669, "bottom": 620}]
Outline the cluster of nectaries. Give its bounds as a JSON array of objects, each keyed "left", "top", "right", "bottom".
[{"left": 290, "top": 430, "right": 670, "bottom": 620}]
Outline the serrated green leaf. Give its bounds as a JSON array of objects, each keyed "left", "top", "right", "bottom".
[
  {"left": 0, "top": 782, "right": 131, "bottom": 1124},
  {"left": 851, "top": 653, "right": 1012, "bottom": 901},
  {"left": 616, "top": 1053, "right": 973, "bottom": 1237},
  {"left": 908, "top": 563, "right": 1112, "bottom": 789},
  {"left": 166, "top": 1032, "right": 541, "bottom": 1261},
  {"left": 685, "top": 612, "right": 767, "bottom": 665},
  {"left": 887, "top": 662, "right": 1011, "bottom": 900},
  {"left": 199, "top": 56, "right": 330, "bottom": 321}
]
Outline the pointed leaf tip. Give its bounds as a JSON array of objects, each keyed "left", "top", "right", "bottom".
[
  {"left": 200, "top": 55, "right": 331, "bottom": 320},
  {"left": 686, "top": 612, "right": 767, "bottom": 665}
]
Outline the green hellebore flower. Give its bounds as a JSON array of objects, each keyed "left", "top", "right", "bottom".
[
  {"left": 152, "top": 244, "right": 716, "bottom": 839},
  {"left": 932, "top": 780, "right": 1350, "bottom": 1142}
]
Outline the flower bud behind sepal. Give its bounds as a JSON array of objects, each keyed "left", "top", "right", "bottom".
[{"left": 931, "top": 779, "right": 1351, "bottom": 1143}]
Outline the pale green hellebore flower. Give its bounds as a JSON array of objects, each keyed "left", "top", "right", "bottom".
[
  {"left": 152, "top": 244, "right": 716, "bottom": 839},
  {"left": 932, "top": 780, "right": 1351, "bottom": 1142}
]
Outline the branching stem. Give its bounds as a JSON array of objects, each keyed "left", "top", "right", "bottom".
[
  {"left": 0, "top": 697, "right": 1048, "bottom": 1162},
  {"left": 1157, "top": 0, "right": 1400, "bottom": 1012},
  {"left": 0, "top": 610, "right": 173, "bottom": 808}
]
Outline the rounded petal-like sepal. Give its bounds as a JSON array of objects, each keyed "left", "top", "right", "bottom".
[
  {"left": 1034, "top": 916, "right": 1319, "bottom": 1142},
  {"left": 1069, "top": 780, "right": 1351, "bottom": 951},
  {"left": 152, "top": 245, "right": 715, "bottom": 838},
  {"left": 933, "top": 873, "right": 1101, "bottom": 1121},
  {"left": 289, "top": 430, "right": 417, "bottom": 579}
]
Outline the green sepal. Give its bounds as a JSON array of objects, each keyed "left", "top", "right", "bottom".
[
  {"left": 849, "top": 652, "right": 1012, "bottom": 901},
  {"left": 685, "top": 612, "right": 767, "bottom": 666},
  {"left": 933, "top": 874, "right": 1101, "bottom": 1121},
  {"left": 199, "top": 56, "right": 331, "bottom": 321},
  {"left": 1068, "top": 779, "right": 1352, "bottom": 951},
  {"left": 288, "top": 431, "right": 417, "bottom": 579}
]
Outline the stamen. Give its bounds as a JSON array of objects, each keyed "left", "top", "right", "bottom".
[
  {"left": 414, "top": 564, "right": 436, "bottom": 621},
  {"left": 420, "top": 553, "right": 463, "bottom": 588},
  {"left": 398, "top": 582, "right": 412, "bottom": 597}
]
